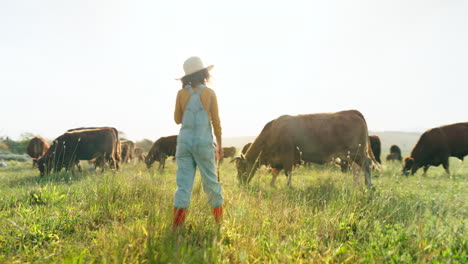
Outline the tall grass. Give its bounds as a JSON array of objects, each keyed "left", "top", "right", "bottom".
[{"left": 0, "top": 158, "right": 466, "bottom": 263}]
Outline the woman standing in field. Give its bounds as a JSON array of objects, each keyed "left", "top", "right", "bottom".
[{"left": 172, "top": 56, "right": 224, "bottom": 229}]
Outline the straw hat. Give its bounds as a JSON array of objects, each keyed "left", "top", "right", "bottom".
[{"left": 177, "top": 56, "right": 214, "bottom": 80}]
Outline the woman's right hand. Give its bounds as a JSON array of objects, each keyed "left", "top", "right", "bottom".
[{"left": 216, "top": 146, "right": 224, "bottom": 161}]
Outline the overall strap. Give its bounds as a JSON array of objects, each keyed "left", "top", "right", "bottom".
[
  {"left": 185, "top": 85, "right": 195, "bottom": 95},
  {"left": 195, "top": 84, "right": 206, "bottom": 95},
  {"left": 185, "top": 84, "right": 205, "bottom": 96}
]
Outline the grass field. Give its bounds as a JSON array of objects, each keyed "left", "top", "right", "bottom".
[{"left": 0, "top": 158, "right": 466, "bottom": 263}]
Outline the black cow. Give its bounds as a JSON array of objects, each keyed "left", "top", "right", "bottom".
[{"left": 402, "top": 122, "right": 468, "bottom": 175}]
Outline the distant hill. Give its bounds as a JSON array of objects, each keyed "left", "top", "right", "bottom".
[
  {"left": 223, "top": 136, "right": 256, "bottom": 150},
  {"left": 223, "top": 131, "right": 421, "bottom": 155},
  {"left": 369, "top": 131, "right": 421, "bottom": 154}
]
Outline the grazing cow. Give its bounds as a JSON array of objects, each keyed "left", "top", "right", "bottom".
[
  {"left": 233, "top": 110, "right": 377, "bottom": 188},
  {"left": 121, "top": 141, "right": 135, "bottom": 163},
  {"left": 222, "top": 146, "right": 236, "bottom": 159},
  {"left": 386, "top": 145, "right": 402, "bottom": 162},
  {"left": 67, "top": 127, "right": 122, "bottom": 168},
  {"left": 402, "top": 122, "right": 468, "bottom": 176},
  {"left": 134, "top": 147, "right": 146, "bottom": 162},
  {"left": 241, "top": 142, "right": 252, "bottom": 155},
  {"left": 369, "top": 135, "right": 382, "bottom": 164},
  {"left": 27, "top": 137, "right": 50, "bottom": 167},
  {"left": 36, "top": 127, "right": 120, "bottom": 176},
  {"left": 146, "top": 135, "right": 177, "bottom": 169}
]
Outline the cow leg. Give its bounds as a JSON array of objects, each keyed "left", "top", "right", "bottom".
[
  {"left": 114, "top": 152, "right": 120, "bottom": 170},
  {"left": 114, "top": 155, "right": 120, "bottom": 170},
  {"left": 105, "top": 154, "right": 112, "bottom": 170},
  {"left": 270, "top": 169, "right": 280, "bottom": 187},
  {"left": 335, "top": 156, "right": 351, "bottom": 173},
  {"left": 65, "top": 159, "right": 74, "bottom": 173},
  {"left": 442, "top": 159, "right": 450, "bottom": 175},
  {"left": 159, "top": 155, "right": 168, "bottom": 170},
  {"left": 99, "top": 157, "right": 105, "bottom": 173},
  {"left": 106, "top": 158, "right": 111, "bottom": 170},
  {"left": 110, "top": 156, "right": 117, "bottom": 170},
  {"left": 55, "top": 163, "right": 63, "bottom": 174},
  {"left": 283, "top": 159, "right": 294, "bottom": 187},
  {"left": 354, "top": 154, "right": 373, "bottom": 189},
  {"left": 77, "top": 161, "right": 82, "bottom": 172},
  {"left": 340, "top": 160, "right": 350, "bottom": 173},
  {"left": 158, "top": 158, "right": 163, "bottom": 170},
  {"left": 422, "top": 166, "right": 429, "bottom": 175},
  {"left": 363, "top": 158, "right": 373, "bottom": 188},
  {"left": 285, "top": 171, "right": 292, "bottom": 187}
]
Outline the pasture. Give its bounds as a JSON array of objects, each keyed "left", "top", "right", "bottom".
[{"left": 0, "top": 158, "right": 466, "bottom": 263}]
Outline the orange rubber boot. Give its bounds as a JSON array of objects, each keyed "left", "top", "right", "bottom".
[
  {"left": 173, "top": 208, "right": 186, "bottom": 230},
  {"left": 213, "top": 206, "right": 223, "bottom": 223}
]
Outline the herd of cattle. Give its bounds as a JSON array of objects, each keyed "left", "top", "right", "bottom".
[{"left": 25, "top": 110, "right": 467, "bottom": 187}]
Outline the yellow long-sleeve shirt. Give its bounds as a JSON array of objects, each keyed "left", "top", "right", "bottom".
[{"left": 174, "top": 86, "right": 222, "bottom": 138}]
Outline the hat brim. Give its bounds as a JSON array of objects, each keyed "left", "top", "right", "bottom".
[{"left": 176, "top": 65, "right": 214, "bottom": 80}]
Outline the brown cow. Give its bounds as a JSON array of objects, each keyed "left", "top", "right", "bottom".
[
  {"left": 369, "top": 135, "right": 382, "bottom": 164},
  {"left": 67, "top": 127, "right": 122, "bottom": 168},
  {"left": 222, "top": 146, "right": 236, "bottom": 159},
  {"left": 27, "top": 137, "right": 50, "bottom": 168},
  {"left": 36, "top": 127, "right": 120, "bottom": 176},
  {"left": 233, "top": 110, "right": 377, "bottom": 188},
  {"left": 134, "top": 147, "right": 146, "bottom": 162},
  {"left": 121, "top": 140, "right": 135, "bottom": 163},
  {"left": 402, "top": 122, "right": 468, "bottom": 176},
  {"left": 146, "top": 135, "right": 177, "bottom": 169},
  {"left": 386, "top": 145, "right": 402, "bottom": 162},
  {"left": 241, "top": 142, "right": 252, "bottom": 155},
  {"left": 219, "top": 146, "right": 237, "bottom": 164}
]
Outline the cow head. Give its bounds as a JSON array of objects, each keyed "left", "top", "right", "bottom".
[
  {"left": 36, "top": 156, "right": 48, "bottom": 177},
  {"left": 402, "top": 157, "right": 414, "bottom": 176},
  {"left": 231, "top": 154, "right": 255, "bottom": 184},
  {"left": 145, "top": 154, "right": 153, "bottom": 169},
  {"left": 145, "top": 151, "right": 162, "bottom": 169}
]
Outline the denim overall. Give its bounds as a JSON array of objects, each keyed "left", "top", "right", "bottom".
[{"left": 174, "top": 84, "right": 223, "bottom": 209}]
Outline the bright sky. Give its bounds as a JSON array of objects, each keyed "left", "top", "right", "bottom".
[{"left": 1, "top": 0, "right": 467, "bottom": 141}]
